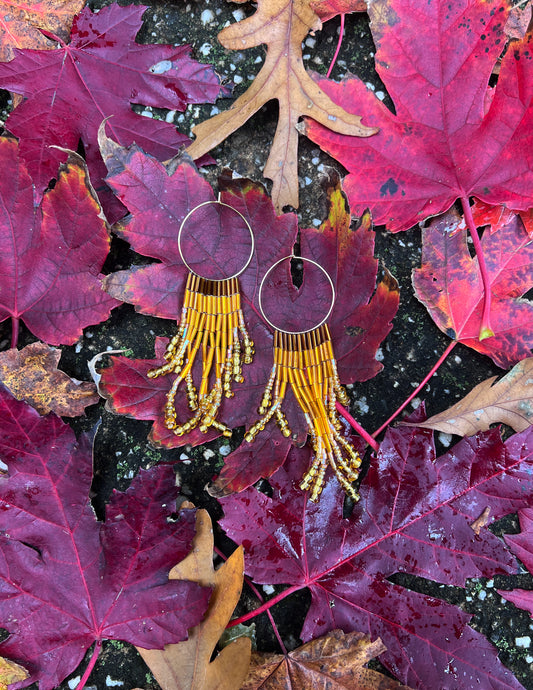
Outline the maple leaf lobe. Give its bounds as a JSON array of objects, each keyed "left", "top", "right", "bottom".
[{"left": 186, "top": 0, "right": 377, "bottom": 212}]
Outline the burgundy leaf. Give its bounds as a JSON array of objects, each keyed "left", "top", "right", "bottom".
[
  {"left": 498, "top": 508, "right": 533, "bottom": 617},
  {"left": 0, "top": 136, "right": 118, "bottom": 346},
  {"left": 0, "top": 386, "right": 210, "bottom": 690},
  {"left": 0, "top": 3, "right": 228, "bottom": 221},
  {"left": 219, "top": 409, "right": 532, "bottom": 688}
]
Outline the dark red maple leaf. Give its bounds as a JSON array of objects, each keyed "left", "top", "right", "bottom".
[
  {"left": 98, "top": 136, "right": 299, "bottom": 451},
  {"left": 219, "top": 408, "right": 533, "bottom": 689},
  {"left": 413, "top": 208, "right": 533, "bottom": 368},
  {"left": 98, "top": 145, "right": 397, "bottom": 492},
  {"left": 0, "top": 3, "right": 228, "bottom": 221},
  {"left": 0, "top": 136, "right": 118, "bottom": 347},
  {"left": 498, "top": 508, "right": 533, "bottom": 618},
  {"left": 0, "top": 385, "right": 210, "bottom": 690},
  {"left": 302, "top": 0, "right": 533, "bottom": 231}
]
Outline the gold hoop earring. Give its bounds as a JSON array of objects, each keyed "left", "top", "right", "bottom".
[
  {"left": 246, "top": 255, "right": 361, "bottom": 502},
  {"left": 148, "top": 200, "right": 254, "bottom": 438}
]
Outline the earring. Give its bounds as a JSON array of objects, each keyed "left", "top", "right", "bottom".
[
  {"left": 148, "top": 200, "right": 254, "bottom": 438},
  {"left": 245, "top": 256, "right": 361, "bottom": 502}
]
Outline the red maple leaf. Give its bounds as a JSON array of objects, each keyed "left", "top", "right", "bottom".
[
  {"left": 0, "top": 136, "right": 118, "bottom": 347},
  {"left": 0, "top": 3, "right": 228, "bottom": 221},
  {"left": 498, "top": 508, "right": 533, "bottom": 618},
  {"left": 413, "top": 208, "right": 533, "bottom": 368},
  {"left": 470, "top": 199, "right": 533, "bottom": 238},
  {"left": 0, "top": 386, "right": 210, "bottom": 690},
  {"left": 302, "top": 0, "right": 533, "bottom": 231},
  {"left": 219, "top": 408, "right": 533, "bottom": 689},
  {"left": 98, "top": 146, "right": 398, "bottom": 491}
]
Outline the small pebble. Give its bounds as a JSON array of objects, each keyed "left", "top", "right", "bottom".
[{"left": 200, "top": 9, "right": 215, "bottom": 25}]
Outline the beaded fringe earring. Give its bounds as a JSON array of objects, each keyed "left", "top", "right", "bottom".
[
  {"left": 148, "top": 201, "right": 254, "bottom": 437},
  {"left": 245, "top": 256, "right": 361, "bottom": 502}
]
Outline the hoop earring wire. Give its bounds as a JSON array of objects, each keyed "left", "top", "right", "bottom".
[
  {"left": 248, "top": 254, "right": 361, "bottom": 502},
  {"left": 178, "top": 200, "right": 255, "bottom": 281},
  {"left": 148, "top": 200, "right": 255, "bottom": 438}
]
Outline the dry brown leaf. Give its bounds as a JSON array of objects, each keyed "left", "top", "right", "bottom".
[
  {"left": 137, "top": 509, "right": 251, "bottom": 690},
  {"left": 403, "top": 357, "right": 533, "bottom": 436},
  {"left": 0, "top": 0, "right": 85, "bottom": 62},
  {"left": 0, "top": 656, "right": 28, "bottom": 689},
  {"left": 0, "top": 342, "right": 99, "bottom": 416},
  {"left": 186, "top": 0, "right": 377, "bottom": 212},
  {"left": 311, "top": 0, "right": 368, "bottom": 21},
  {"left": 241, "top": 629, "right": 412, "bottom": 689},
  {"left": 470, "top": 507, "right": 491, "bottom": 536},
  {"left": 505, "top": 1, "right": 532, "bottom": 40}
]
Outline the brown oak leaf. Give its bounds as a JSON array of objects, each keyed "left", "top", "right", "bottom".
[
  {"left": 137, "top": 509, "right": 251, "bottom": 690},
  {"left": 0, "top": 341, "right": 99, "bottom": 416},
  {"left": 241, "top": 629, "right": 412, "bottom": 689},
  {"left": 404, "top": 358, "right": 533, "bottom": 437},
  {"left": 186, "top": 0, "right": 377, "bottom": 212}
]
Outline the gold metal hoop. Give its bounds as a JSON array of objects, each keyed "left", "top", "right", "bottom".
[
  {"left": 177, "top": 200, "right": 255, "bottom": 281},
  {"left": 258, "top": 255, "right": 335, "bottom": 334}
]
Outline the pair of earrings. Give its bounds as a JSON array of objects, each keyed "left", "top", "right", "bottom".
[{"left": 148, "top": 200, "right": 361, "bottom": 501}]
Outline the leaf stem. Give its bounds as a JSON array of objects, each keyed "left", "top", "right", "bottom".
[
  {"left": 11, "top": 317, "right": 18, "bottom": 349},
  {"left": 460, "top": 196, "right": 494, "bottom": 340},
  {"left": 336, "top": 402, "right": 379, "bottom": 452},
  {"left": 76, "top": 639, "right": 102, "bottom": 690},
  {"left": 214, "top": 546, "right": 288, "bottom": 654},
  {"left": 326, "top": 14, "right": 345, "bottom": 78},
  {"left": 226, "top": 585, "right": 301, "bottom": 628},
  {"left": 371, "top": 339, "right": 457, "bottom": 438}
]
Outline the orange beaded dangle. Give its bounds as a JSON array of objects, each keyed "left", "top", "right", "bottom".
[
  {"left": 148, "top": 201, "right": 254, "bottom": 438},
  {"left": 246, "top": 256, "right": 361, "bottom": 502}
]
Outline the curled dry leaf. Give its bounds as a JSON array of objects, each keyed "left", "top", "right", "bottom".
[
  {"left": 404, "top": 357, "right": 533, "bottom": 436},
  {"left": 241, "top": 629, "right": 412, "bottom": 689},
  {"left": 186, "top": 0, "right": 377, "bottom": 212},
  {"left": 0, "top": 656, "right": 28, "bottom": 690},
  {"left": 0, "top": 0, "right": 84, "bottom": 62},
  {"left": 138, "top": 509, "right": 251, "bottom": 690},
  {"left": 0, "top": 342, "right": 99, "bottom": 416}
]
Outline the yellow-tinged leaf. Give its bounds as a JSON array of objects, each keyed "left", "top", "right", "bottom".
[
  {"left": 241, "top": 629, "right": 412, "bottom": 689},
  {"left": 0, "top": 0, "right": 85, "bottom": 62},
  {"left": 404, "top": 357, "right": 533, "bottom": 436},
  {"left": 0, "top": 342, "right": 99, "bottom": 417},
  {"left": 0, "top": 656, "right": 28, "bottom": 690},
  {"left": 186, "top": 0, "right": 377, "bottom": 212},
  {"left": 137, "top": 509, "right": 251, "bottom": 690}
]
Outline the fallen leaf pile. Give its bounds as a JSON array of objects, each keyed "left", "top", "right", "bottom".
[{"left": 0, "top": 0, "right": 530, "bottom": 688}]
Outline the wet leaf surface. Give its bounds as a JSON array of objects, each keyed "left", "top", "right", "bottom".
[
  {"left": 219, "top": 408, "right": 533, "bottom": 688},
  {"left": 0, "top": 137, "right": 118, "bottom": 346},
  {"left": 0, "top": 386, "right": 210, "bottom": 690},
  {"left": 304, "top": 0, "right": 533, "bottom": 230},
  {"left": 0, "top": 3, "right": 227, "bottom": 220},
  {"left": 186, "top": 0, "right": 377, "bottom": 211},
  {"left": 413, "top": 209, "right": 533, "bottom": 368}
]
